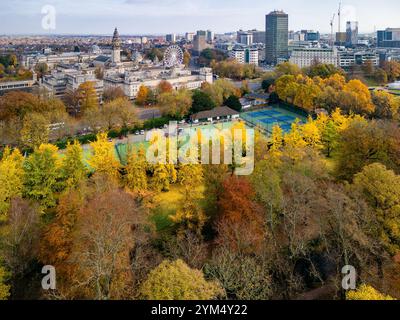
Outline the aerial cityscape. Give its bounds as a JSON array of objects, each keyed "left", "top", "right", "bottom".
[{"left": 1, "top": 0, "right": 400, "bottom": 308}]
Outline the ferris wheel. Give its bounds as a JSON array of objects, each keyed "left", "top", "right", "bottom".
[{"left": 163, "top": 45, "right": 184, "bottom": 68}]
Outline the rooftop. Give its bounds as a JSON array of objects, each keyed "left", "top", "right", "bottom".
[{"left": 191, "top": 106, "right": 239, "bottom": 121}]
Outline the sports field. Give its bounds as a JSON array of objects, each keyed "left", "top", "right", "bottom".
[{"left": 241, "top": 106, "right": 307, "bottom": 133}]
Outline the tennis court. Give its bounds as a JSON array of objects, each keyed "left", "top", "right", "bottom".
[{"left": 241, "top": 106, "right": 307, "bottom": 134}]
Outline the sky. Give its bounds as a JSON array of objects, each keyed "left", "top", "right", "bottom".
[{"left": 0, "top": 0, "right": 399, "bottom": 35}]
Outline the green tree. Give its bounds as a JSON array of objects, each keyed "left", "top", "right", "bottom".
[
  {"left": 224, "top": 95, "right": 242, "bottom": 112},
  {"left": 140, "top": 259, "right": 223, "bottom": 300},
  {"left": 191, "top": 90, "right": 216, "bottom": 114}
]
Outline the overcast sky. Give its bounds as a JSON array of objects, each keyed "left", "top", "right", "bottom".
[{"left": 0, "top": 0, "right": 399, "bottom": 35}]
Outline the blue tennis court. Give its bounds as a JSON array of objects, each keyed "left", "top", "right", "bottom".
[{"left": 241, "top": 105, "right": 307, "bottom": 134}]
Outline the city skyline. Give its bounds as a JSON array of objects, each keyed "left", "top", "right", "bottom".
[{"left": 0, "top": 0, "right": 399, "bottom": 35}]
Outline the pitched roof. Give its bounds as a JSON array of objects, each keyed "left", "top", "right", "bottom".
[{"left": 191, "top": 106, "right": 239, "bottom": 120}]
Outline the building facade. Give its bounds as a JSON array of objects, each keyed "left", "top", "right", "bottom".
[
  {"left": 229, "top": 46, "right": 259, "bottom": 65},
  {"left": 42, "top": 68, "right": 104, "bottom": 103},
  {"left": 265, "top": 10, "right": 289, "bottom": 65},
  {"left": 289, "top": 47, "right": 338, "bottom": 68},
  {"left": 111, "top": 27, "right": 121, "bottom": 64},
  {"left": 104, "top": 67, "right": 213, "bottom": 100},
  {"left": 377, "top": 28, "right": 400, "bottom": 48},
  {"left": 346, "top": 21, "right": 359, "bottom": 47},
  {"left": 338, "top": 50, "right": 379, "bottom": 68}
]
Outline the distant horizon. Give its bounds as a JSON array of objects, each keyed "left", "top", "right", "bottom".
[{"left": 0, "top": 0, "right": 399, "bottom": 35}]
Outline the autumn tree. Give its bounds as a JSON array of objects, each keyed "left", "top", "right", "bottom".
[
  {"left": 77, "top": 81, "right": 99, "bottom": 115},
  {"left": 205, "top": 249, "right": 272, "bottom": 300},
  {"left": 339, "top": 79, "right": 375, "bottom": 115},
  {"left": 70, "top": 189, "right": 140, "bottom": 299},
  {"left": 352, "top": 163, "right": 400, "bottom": 254},
  {"left": 102, "top": 86, "right": 126, "bottom": 102},
  {"left": 125, "top": 147, "right": 148, "bottom": 192},
  {"left": 136, "top": 85, "right": 150, "bottom": 106},
  {"left": 157, "top": 80, "right": 173, "bottom": 94},
  {"left": 23, "top": 144, "right": 61, "bottom": 209},
  {"left": 60, "top": 141, "right": 87, "bottom": 190},
  {"left": 216, "top": 176, "right": 265, "bottom": 254},
  {"left": 88, "top": 132, "right": 120, "bottom": 181},
  {"left": 275, "top": 62, "right": 302, "bottom": 77},
  {"left": 347, "top": 284, "right": 395, "bottom": 300},
  {"left": 151, "top": 163, "right": 170, "bottom": 192},
  {"left": 382, "top": 61, "right": 400, "bottom": 82},
  {"left": 335, "top": 119, "right": 400, "bottom": 180},
  {"left": 0, "top": 265, "right": 10, "bottom": 300},
  {"left": 0, "top": 198, "right": 40, "bottom": 291},
  {"left": 170, "top": 164, "right": 206, "bottom": 236},
  {"left": 19, "top": 112, "right": 50, "bottom": 149},
  {"left": 159, "top": 89, "right": 192, "bottom": 119},
  {"left": 183, "top": 50, "right": 191, "bottom": 67},
  {"left": 372, "top": 90, "right": 400, "bottom": 120},
  {"left": 0, "top": 147, "right": 24, "bottom": 221},
  {"left": 139, "top": 259, "right": 223, "bottom": 300},
  {"left": 39, "top": 189, "right": 84, "bottom": 297}
]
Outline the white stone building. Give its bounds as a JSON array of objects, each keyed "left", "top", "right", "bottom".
[
  {"left": 289, "top": 47, "right": 339, "bottom": 68},
  {"left": 104, "top": 66, "right": 213, "bottom": 100}
]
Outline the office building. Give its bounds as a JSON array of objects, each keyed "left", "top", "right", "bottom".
[
  {"left": 206, "top": 30, "right": 214, "bottom": 42},
  {"left": 229, "top": 46, "right": 259, "bottom": 65},
  {"left": 338, "top": 50, "right": 379, "bottom": 68},
  {"left": 252, "top": 31, "right": 266, "bottom": 44},
  {"left": 289, "top": 47, "right": 338, "bottom": 68},
  {"left": 346, "top": 21, "right": 359, "bottom": 47},
  {"left": 265, "top": 10, "right": 289, "bottom": 65},
  {"left": 166, "top": 34, "right": 176, "bottom": 43},
  {"left": 185, "top": 32, "right": 195, "bottom": 42},
  {"left": 237, "top": 31, "right": 253, "bottom": 46},
  {"left": 377, "top": 28, "right": 400, "bottom": 48},
  {"left": 193, "top": 35, "right": 211, "bottom": 55},
  {"left": 336, "top": 32, "right": 347, "bottom": 45}
]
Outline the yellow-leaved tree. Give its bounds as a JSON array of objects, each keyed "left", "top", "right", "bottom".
[
  {"left": 0, "top": 147, "right": 24, "bottom": 221},
  {"left": 140, "top": 259, "right": 224, "bottom": 300},
  {"left": 0, "top": 265, "right": 10, "bottom": 300},
  {"left": 346, "top": 284, "right": 395, "bottom": 300},
  {"left": 125, "top": 147, "right": 148, "bottom": 192},
  {"left": 60, "top": 141, "right": 87, "bottom": 190},
  {"left": 88, "top": 133, "right": 120, "bottom": 180}
]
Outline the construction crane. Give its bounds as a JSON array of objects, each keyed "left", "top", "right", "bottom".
[
  {"left": 330, "top": 13, "right": 336, "bottom": 46},
  {"left": 338, "top": 2, "right": 342, "bottom": 33}
]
